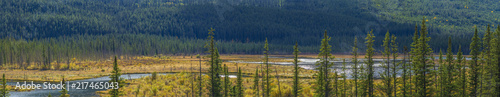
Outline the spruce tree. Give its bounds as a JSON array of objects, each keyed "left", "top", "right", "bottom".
[
  {"left": 205, "top": 28, "right": 222, "bottom": 97},
  {"left": 1, "top": 74, "right": 8, "bottom": 97},
  {"left": 493, "top": 25, "right": 500, "bottom": 96},
  {"left": 432, "top": 51, "right": 438, "bottom": 93},
  {"left": 341, "top": 59, "right": 347, "bottom": 97},
  {"left": 109, "top": 56, "right": 123, "bottom": 97},
  {"left": 457, "top": 46, "right": 467, "bottom": 97},
  {"left": 382, "top": 31, "right": 392, "bottom": 97},
  {"left": 391, "top": 34, "right": 398, "bottom": 97},
  {"left": 230, "top": 86, "right": 237, "bottom": 97},
  {"left": 481, "top": 24, "right": 493, "bottom": 96},
  {"left": 445, "top": 37, "right": 456, "bottom": 96},
  {"left": 360, "top": 63, "right": 368, "bottom": 97},
  {"left": 409, "top": 25, "right": 419, "bottom": 96},
  {"left": 334, "top": 71, "right": 338, "bottom": 97},
  {"left": 237, "top": 67, "right": 243, "bottom": 97},
  {"left": 224, "top": 64, "right": 229, "bottom": 97},
  {"left": 351, "top": 37, "right": 359, "bottom": 97},
  {"left": 438, "top": 50, "right": 445, "bottom": 96},
  {"left": 359, "top": 59, "right": 368, "bottom": 97},
  {"left": 260, "top": 64, "right": 265, "bottom": 97},
  {"left": 469, "top": 26, "right": 481, "bottom": 97},
  {"left": 151, "top": 72, "right": 157, "bottom": 81},
  {"left": 365, "top": 30, "right": 375, "bottom": 97},
  {"left": 292, "top": 42, "right": 301, "bottom": 97},
  {"left": 214, "top": 48, "right": 223, "bottom": 96},
  {"left": 413, "top": 17, "right": 433, "bottom": 97},
  {"left": 314, "top": 30, "right": 334, "bottom": 97},
  {"left": 60, "top": 76, "right": 68, "bottom": 97},
  {"left": 263, "top": 38, "right": 270, "bottom": 97},
  {"left": 402, "top": 46, "right": 409, "bottom": 97},
  {"left": 254, "top": 67, "right": 259, "bottom": 96}
]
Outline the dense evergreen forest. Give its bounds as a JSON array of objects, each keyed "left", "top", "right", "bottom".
[
  {"left": 0, "top": 34, "right": 321, "bottom": 69},
  {"left": 0, "top": 0, "right": 498, "bottom": 57}
]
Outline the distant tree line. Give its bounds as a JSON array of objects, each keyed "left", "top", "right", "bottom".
[{"left": 0, "top": 33, "right": 320, "bottom": 69}]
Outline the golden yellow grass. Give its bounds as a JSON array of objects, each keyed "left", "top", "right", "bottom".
[
  {"left": 97, "top": 72, "right": 318, "bottom": 97},
  {"left": 0, "top": 54, "right": 470, "bottom": 82},
  {"left": 1, "top": 54, "right": 319, "bottom": 82}
]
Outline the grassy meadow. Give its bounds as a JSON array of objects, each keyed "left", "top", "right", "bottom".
[{"left": 3, "top": 54, "right": 472, "bottom": 96}]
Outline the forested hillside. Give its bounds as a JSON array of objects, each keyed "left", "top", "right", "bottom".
[
  {"left": 371, "top": 0, "right": 500, "bottom": 35},
  {"left": 0, "top": 0, "right": 497, "bottom": 54}
]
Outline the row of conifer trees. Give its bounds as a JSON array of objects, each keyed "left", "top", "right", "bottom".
[{"left": 201, "top": 17, "right": 500, "bottom": 97}]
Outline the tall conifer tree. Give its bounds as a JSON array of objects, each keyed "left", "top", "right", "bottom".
[
  {"left": 109, "top": 56, "right": 123, "bottom": 97},
  {"left": 334, "top": 71, "right": 339, "bottom": 97},
  {"left": 402, "top": 46, "right": 409, "bottom": 97},
  {"left": 391, "top": 34, "right": 398, "bottom": 97},
  {"left": 365, "top": 30, "right": 375, "bottom": 97},
  {"left": 382, "top": 31, "right": 392, "bottom": 97},
  {"left": 314, "top": 30, "right": 333, "bottom": 97},
  {"left": 409, "top": 25, "right": 419, "bottom": 96},
  {"left": 438, "top": 50, "right": 445, "bottom": 96},
  {"left": 1, "top": 74, "right": 8, "bottom": 97},
  {"left": 359, "top": 59, "right": 368, "bottom": 97},
  {"left": 469, "top": 26, "right": 481, "bottom": 97},
  {"left": 60, "top": 76, "right": 68, "bottom": 97},
  {"left": 445, "top": 37, "right": 456, "bottom": 96},
  {"left": 260, "top": 64, "right": 265, "bottom": 97},
  {"left": 237, "top": 67, "right": 243, "bottom": 97},
  {"left": 292, "top": 42, "right": 301, "bottom": 97},
  {"left": 341, "top": 59, "right": 347, "bottom": 97},
  {"left": 482, "top": 24, "right": 493, "bottom": 96},
  {"left": 224, "top": 64, "right": 229, "bottom": 97},
  {"left": 413, "top": 17, "right": 434, "bottom": 97},
  {"left": 457, "top": 46, "right": 467, "bottom": 97},
  {"left": 351, "top": 37, "right": 359, "bottom": 97},
  {"left": 254, "top": 67, "right": 259, "bottom": 96},
  {"left": 205, "top": 28, "right": 222, "bottom": 97},
  {"left": 263, "top": 38, "right": 270, "bottom": 97},
  {"left": 493, "top": 25, "right": 500, "bottom": 96}
]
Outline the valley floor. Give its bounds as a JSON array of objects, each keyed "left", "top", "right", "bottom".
[{"left": 3, "top": 54, "right": 466, "bottom": 96}]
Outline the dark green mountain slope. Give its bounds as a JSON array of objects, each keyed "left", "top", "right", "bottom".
[
  {"left": 0, "top": 0, "right": 495, "bottom": 54},
  {"left": 371, "top": 0, "right": 500, "bottom": 34}
]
